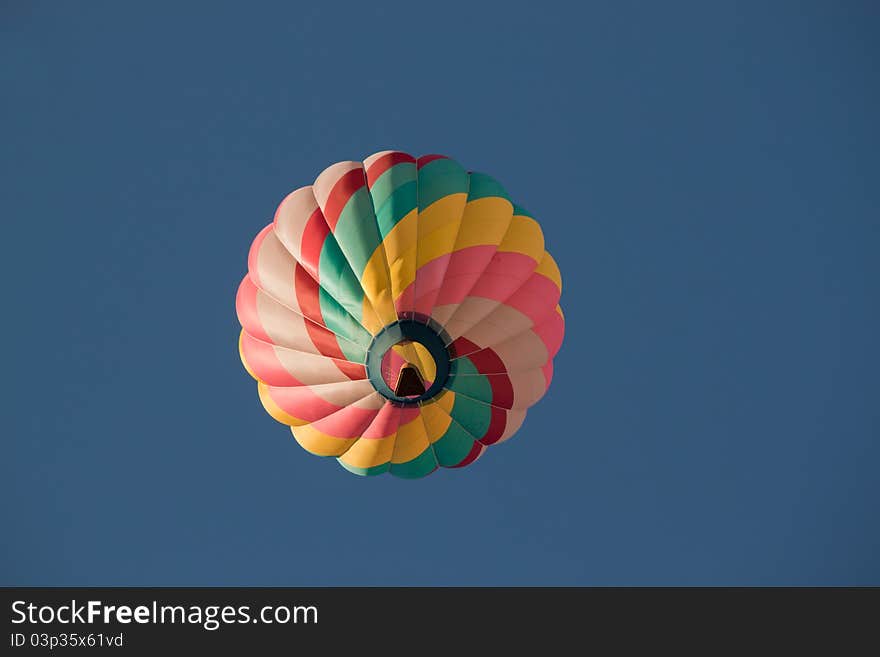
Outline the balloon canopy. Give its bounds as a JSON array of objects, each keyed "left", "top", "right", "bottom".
[{"left": 236, "top": 151, "right": 564, "bottom": 478}]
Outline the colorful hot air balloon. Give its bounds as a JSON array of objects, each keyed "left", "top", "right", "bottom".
[{"left": 236, "top": 151, "right": 564, "bottom": 478}]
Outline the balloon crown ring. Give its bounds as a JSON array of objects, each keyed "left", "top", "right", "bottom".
[{"left": 365, "top": 316, "right": 452, "bottom": 406}]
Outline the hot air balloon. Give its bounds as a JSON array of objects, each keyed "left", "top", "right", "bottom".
[{"left": 236, "top": 151, "right": 564, "bottom": 478}]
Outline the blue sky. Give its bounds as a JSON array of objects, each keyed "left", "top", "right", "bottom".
[{"left": 2, "top": 1, "right": 878, "bottom": 585}]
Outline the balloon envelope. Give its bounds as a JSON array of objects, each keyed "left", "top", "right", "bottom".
[{"left": 236, "top": 151, "right": 564, "bottom": 478}]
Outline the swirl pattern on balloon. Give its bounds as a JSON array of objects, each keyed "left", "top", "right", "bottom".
[{"left": 236, "top": 151, "right": 564, "bottom": 478}]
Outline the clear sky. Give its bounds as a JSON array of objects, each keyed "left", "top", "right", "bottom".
[{"left": 2, "top": 1, "right": 878, "bottom": 585}]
